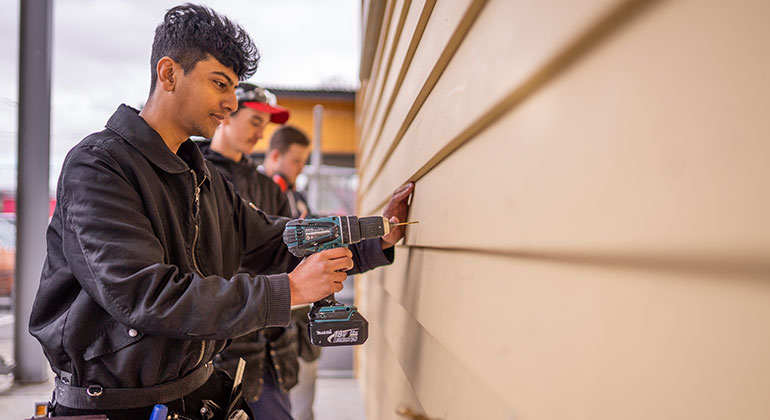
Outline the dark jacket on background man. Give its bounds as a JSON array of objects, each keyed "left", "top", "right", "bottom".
[
  {"left": 263, "top": 170, "right": 312, "bottom": 220},
  {"left": 28, "top": 105, "right": 392, "bottom": 401}
]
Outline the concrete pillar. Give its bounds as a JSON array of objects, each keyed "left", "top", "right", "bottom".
[{"left": 14, "top": 0, "right": 53, "bottom": 383}]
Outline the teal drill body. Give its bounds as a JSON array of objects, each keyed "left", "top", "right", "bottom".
[{"left": 283, "top": 215, "right": 390, "bottom": 346}]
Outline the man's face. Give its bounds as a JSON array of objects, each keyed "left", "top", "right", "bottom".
[
  {"left": 173, "top": 56, "right": 238, "bottom": 139},
  {"left": 221, "top": 107, "right": 271, "bottom": 156},
  {"left": 276, "top": 143, "right": 311, "bottom": 185}
]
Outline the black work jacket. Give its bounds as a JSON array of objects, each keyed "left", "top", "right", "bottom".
[{"left": 28, "top": 105, "right": 391, "bottom": 391}]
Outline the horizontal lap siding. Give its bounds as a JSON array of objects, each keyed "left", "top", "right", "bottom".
[
  {"left": 358, "top": 0, "right": 408, "bottom": 141},
  {"left": 357, "top": 0, "right": 770, "bottom": 418},
  {"left": 358, "top": 0, "right": 486, "bottom": 179},
  {"left": 362, "top": 248, "right": 770, "bottom": 420},
  {"left": 358, "top": 0, "right": 396, "bottom": 124},
  {"left": 359, "top": 0, "right": 621, "bottom": 208},
  {"left": 358, "top": 0, "right": 434, "bottom": 163}
]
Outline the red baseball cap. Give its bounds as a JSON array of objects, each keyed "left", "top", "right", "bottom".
[{"left": 235, "top": 83, "right": 290, "bottom": 124}]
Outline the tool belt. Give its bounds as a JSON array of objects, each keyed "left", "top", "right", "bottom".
[{"left": 53, "top": 362, "right": 214, "bottom": 410}]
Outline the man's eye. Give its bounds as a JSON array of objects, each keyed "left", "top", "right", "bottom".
[{"left": 214, "top": 81, "right": 225, "bottom": 89}]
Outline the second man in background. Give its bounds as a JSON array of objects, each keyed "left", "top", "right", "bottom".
[{"left": 197, "top": 83, "right": 302, "bottom": 420}]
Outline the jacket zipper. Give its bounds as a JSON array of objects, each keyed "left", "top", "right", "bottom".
[{"left": 190, "top": 169, "right": 208, "bottom": 367}]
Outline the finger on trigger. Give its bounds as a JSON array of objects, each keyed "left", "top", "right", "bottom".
[{"left": 324, "top": 247, "right": 351, "bottom": 258}]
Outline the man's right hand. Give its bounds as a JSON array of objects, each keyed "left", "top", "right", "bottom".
[{"left": 288, "top": 247, "right": 354, "bottom": 305}]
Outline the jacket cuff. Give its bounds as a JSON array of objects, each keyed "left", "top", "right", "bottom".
[
  {"left": 381, "top": 243, "right": 395, "bottom": 263},
  {"left": 264, "top": 273, "right": 292, "bottom": 328},
  {"left": 362, "top": 238, "right": 395, "bottom": 267}
]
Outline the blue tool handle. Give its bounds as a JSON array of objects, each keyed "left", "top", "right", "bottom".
[{"left": 149, "top": 404, "right": 168, "bottom": 420}]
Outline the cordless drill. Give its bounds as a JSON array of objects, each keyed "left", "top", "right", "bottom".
[{"left": 283, "top": 215, "right": 413, "bottom": 346}]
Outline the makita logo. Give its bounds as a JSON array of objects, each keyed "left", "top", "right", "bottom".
[
  {"left": 316, "top": 329, "right": 332, "bottom": 335},
  {"left": 327, "top": 328, "right": 359, "bottom": 343}
]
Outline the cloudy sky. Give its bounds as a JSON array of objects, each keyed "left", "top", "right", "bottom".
[{"left": 0, "top": 0, "right": 361, "bottom": 190}]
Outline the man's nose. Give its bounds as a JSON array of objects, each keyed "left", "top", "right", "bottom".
[{"left": 223, "top": 91, "right": 237, "bottom": 113}]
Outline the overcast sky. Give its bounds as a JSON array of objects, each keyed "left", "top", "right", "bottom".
[{"left": 0, "top": 0, "right": 361, "bottom": 190}]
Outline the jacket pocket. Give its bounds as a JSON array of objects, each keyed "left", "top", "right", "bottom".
[{"left": 82, "top": 320, "right": 145, "bottom": 361}]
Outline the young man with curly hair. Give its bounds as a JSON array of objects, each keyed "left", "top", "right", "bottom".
[{"left": 29, "top": 4, "right": 413, "bottom": 419}]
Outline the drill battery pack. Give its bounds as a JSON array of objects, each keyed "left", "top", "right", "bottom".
[{"left": 308, "top": 303, "right": 369, "bottom": 346}]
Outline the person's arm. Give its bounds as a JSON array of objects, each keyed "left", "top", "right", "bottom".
[
  {"left": 62, "top": 145, "right": 291, "bottom": 340},
  {"left": 234, "top": 201, "right": 297, "bottom": 275},
  {"left": 62, "top": 145, "right": 344, "bottom": 341},
  {"left": 237, "top": 179, "right": 413, "bottom": 293}
]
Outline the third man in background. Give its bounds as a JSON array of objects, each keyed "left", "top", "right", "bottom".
[
  {"left": 261, "top": 125, "right": 313, "bottom": 219},
  {"left": 261, "top": 125, "right": 317, "bottom": 420}
]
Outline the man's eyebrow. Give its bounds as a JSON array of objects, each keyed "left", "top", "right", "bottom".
[{"left": 211, "top": 71, "right": 234, "bottom": 86}]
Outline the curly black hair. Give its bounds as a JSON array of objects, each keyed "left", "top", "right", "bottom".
[{"left": 149, "top": 3, "right": 260, "bottom": 93}]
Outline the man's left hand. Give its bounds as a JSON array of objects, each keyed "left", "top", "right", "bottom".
[{"left": 381, "top": 182, "right": 415, "bottom": 249}]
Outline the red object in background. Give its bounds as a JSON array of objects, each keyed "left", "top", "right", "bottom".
[
  {"left": 0, "top": 195, "right": 57, "bottom": 296},
  {"left": 1, "top": 196, "right": 56, "bottom": 217},
  {"left": 1, "top": 198, "right": 12, "bottom": 214}
]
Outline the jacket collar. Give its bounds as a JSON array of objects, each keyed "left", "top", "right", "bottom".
[
  {"left": 197, "top": 139, "right": 257, "bottom": 172},
  {"left": 105, "top": 104, "right": 211, "bottom": 185},
  {"left": 196, "top": 140, "right": 231, "bottom": 167}
]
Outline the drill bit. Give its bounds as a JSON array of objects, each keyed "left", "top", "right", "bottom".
[
  {"left": 390, "top": 221, "right": 419, "bottom": 227},
  {"left": 379, "top": 219, "right": 419, "bottom": 236}
]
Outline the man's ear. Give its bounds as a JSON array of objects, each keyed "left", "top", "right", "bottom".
[
  {"left": 268, "top": 148, "right": 281, "bottom": 163},
  {"left": 156, "top": 56, "right": 178, "bottom": 92}
]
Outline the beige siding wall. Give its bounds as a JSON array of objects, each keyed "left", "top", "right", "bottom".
[{"left": 355, "top": 0, "right": 770, "bottom": 419}]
